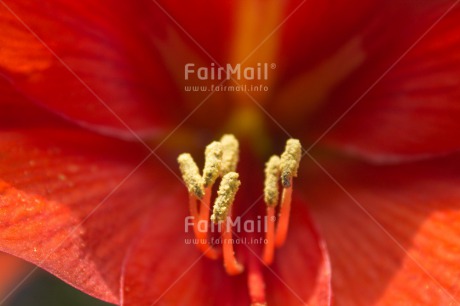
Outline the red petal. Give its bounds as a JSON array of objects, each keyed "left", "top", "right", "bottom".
[
  {"left": 0, "top": 77, "right": 74, "bottom": 129},
  {"left": 121, "top": 185, "right": 330, "bottom": 305},
  {"left": 121, "top": 191, "right": 251, "bottom": 306},
  {"left": 309, "top": 3, "right": 460, "bottom": 161},
  {"left": 307, "top": 153, "right": 460, "bottom": 305},
  {"left": 265, "top": 200, "right": 331, "bottom": 306},
  {"left": 268, "top": 1, "right": 412, "bottom": 127},
  {"left": 0, "top": 1, "right": 193, "bottom": 137},
  {"left": 0, "top": 128, "right": 172, "bottom": 304}
]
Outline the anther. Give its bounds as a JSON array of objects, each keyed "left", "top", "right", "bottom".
[
  {"left": 263, "top": 155, "right": 281, "bottom": 206},
  {"left": 276, "top": 139, "right": 302, "bottom": 247},
  {"left": 178, "top": 152, "right": 219, "bottom": 259},
  {"left": 177, "top": 153, "right": 204, "bottom": 199},
  {"left": 220, "top": 134, "right": 239, "bottom": 175},
  {"left": 280, "top": 139, "right": 301, "bottom": 188},
  {"left": 202, "top": 141, "right": 223, "bottom": 188},
  {"left": 178, "top": 135, "right": 301, "bottom": 283},
  {"left": 262, "top": 155, "right": 280, "bottom": 265},
  {"left": 211, "top": 172, "right": 244, "bottom": 275},
  {"left": 211, "top": 172, "right": 241, "bottom": 223}
]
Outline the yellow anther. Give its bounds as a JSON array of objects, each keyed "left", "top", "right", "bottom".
[
  {"left": 220, "top": 134, "right": 240, "bottom": 175},
  {"left": 203, "top": 141, "right": 223, "bottom": 187},
  {"left": 280, "top": 139, "right": 302, "bottom": 187},
  {"left": 178, "top": 134, "right": 301, "bottom": 282},
  {"left": 210, "top": 172, "right": 241, "bottom": 223},
  {"left": 177, "top": 153, "right": 204, "bottom": 199},
  {"left": 264, "top": 155, "right": 281, "bottom": 206}
]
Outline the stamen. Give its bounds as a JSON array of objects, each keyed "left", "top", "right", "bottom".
[
  {"left": 275, "top": 181, "right": 292, "bottom": 247},
  {"left": 198, "top": 186, "right": 212, "bottom": 229},
  {"left": 222, "top": 221, "right": 244, "bottom": 275},
  {"left": 178, "top": 135, "right": 302, "bottom": 285},
  {"left": 188, "top": 196, "right": 198, "bottom": 231},
  {"left": 202, "top": 141, "right": 223, "bottom": 188},
  {"left": 196, "top": 187, "right": 220, "bottom": 259},
  {"left": 262, "top": 206, "right": 276, "bottom": 265},
  {"left": 262, "top": 155, "right": 280, "bottom": 265},
  {"left": 211, "top": 172, "right": 244, "bottom": 275},
  {"left": 275, "top": 139, "right": 302, "bottom": 247},
  {"left": 279, "top": 139, "right": 301, "bottom": 188},
  {"left": 220, "top": 134, "right": 240, "bottom": 175},
  {"left": 210, "top": 172, "right": 241, "bottom": 223},
  {"left": 197, "top": 141, "right": 224, "bottom": 259},
  {"left": 177, "top": 153, "right": 204, "bottom": 199},
  {"left": 178, "top": 153, "right": 219, "bottom": 259},
  {"left": 263, "top": 155, "right": 281, "bottom": 206}
]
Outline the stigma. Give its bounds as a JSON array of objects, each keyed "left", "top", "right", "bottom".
[{"left": 178, "top": 134, "right": 302, "bottom": 304}]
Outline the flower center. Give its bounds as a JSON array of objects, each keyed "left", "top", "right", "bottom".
[{"left": 178, "top": 134, "right": 301, "bottom": 304}]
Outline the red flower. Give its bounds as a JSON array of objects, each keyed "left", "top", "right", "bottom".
[{"left": 1, "top": 1, "right": 460, "bottom": 305}]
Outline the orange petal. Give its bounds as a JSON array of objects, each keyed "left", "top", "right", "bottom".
[
  {"left": 307, "top": 153, "right": 460, "bottom": 305},
  {"left": 0, "top": 128, "right": 174, "bottom": 304}
]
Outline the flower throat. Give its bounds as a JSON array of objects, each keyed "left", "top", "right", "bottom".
[{"left": 178, "top": 134, "right": 301, "bottom": 304}]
